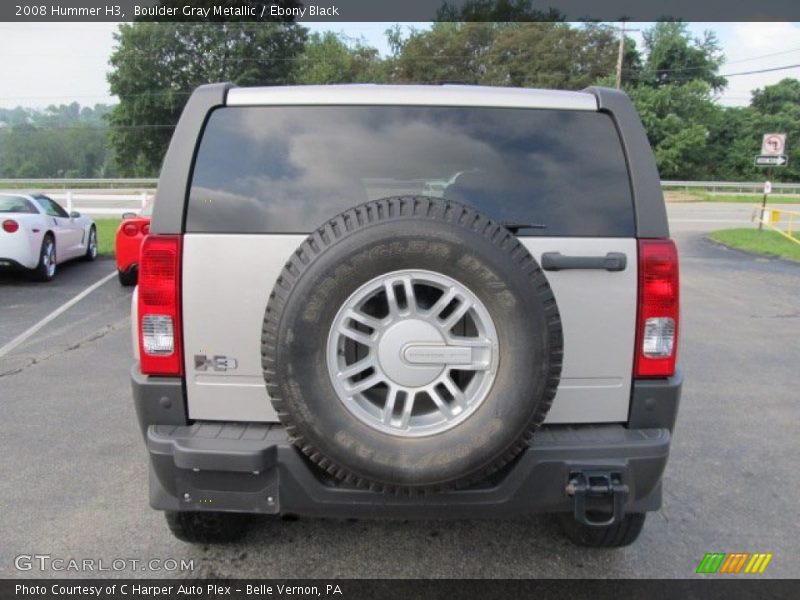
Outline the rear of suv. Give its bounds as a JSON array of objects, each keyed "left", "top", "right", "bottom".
[{"left": 131, "top": 83, "right": 681, "bottom": 547}]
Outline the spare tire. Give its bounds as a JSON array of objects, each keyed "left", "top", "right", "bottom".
[{"left": 262, "top": 197, "right": 562, "bottom": 492}]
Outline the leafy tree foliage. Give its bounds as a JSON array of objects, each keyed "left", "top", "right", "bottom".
[
  {"left": 751, "top": 78, "right": 800, "bottom": 115},
  {"left": 0, "top": 104, "right": 114, "bottom": 178},
  {"left": 436, "top": 0, "right": 565, "bottom": 21},
  {"left": 295, "top": 32, "right": 386, "bottom": 84},
  {"left": 628, "top": 81, "right": 720, "bottom": 179},
  {"left": 639, "top": 21, "right": 726, "bottom": 91},
  {"left": 385, "top": 22, "right": 633, "bottom": 89},
  {"left": 107, "top": 21, "right": 306, "bottom": 175},
  {"left": 8, "top": 18, "right": 799, "bottom": 183}
]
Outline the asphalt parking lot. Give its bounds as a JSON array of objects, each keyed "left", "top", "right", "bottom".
[{"left": 1, "top": 202, "right": 798, "bottom": 579}]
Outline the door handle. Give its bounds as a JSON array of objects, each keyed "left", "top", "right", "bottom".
[{"left": 541, "top": 252, "right": 627, "bottom": 272}]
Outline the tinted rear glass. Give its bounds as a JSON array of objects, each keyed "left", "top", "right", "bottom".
[
  {"left": 0, "top": 196, "right": 37, "bottom": 214},
  {"left": 187, "top": 106, "right": 634, "bottom": 236}
]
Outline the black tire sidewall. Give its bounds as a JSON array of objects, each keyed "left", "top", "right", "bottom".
[
  {"left": 33, "top": 235, "right": 55, "bottom": 281},
  {"left": 84, "top": 226, "right": 97, "bottom": 261},
  {"left": 271, "top": 217, "right": 556, "bottom": 489}
]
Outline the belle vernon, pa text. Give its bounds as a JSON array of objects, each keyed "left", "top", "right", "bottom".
[{"left": 16, "top": 584, "right": 344, "bottom": 597}]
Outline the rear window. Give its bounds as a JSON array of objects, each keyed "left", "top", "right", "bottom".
[
  {"left": 0, "top": 196, "right": 37, "bottom": 214},
  {"left": 187, "top": 106, "right": 634, "bottom": 237}
]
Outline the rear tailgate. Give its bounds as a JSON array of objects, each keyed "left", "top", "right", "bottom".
[{"left": 178, "top": 101, "right": 640, "bottom": 424}]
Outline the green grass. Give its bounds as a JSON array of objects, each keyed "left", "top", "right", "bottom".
[
  {"left": 94, "top": 218, "right": 120, "bottom": 257},
  {"left": 709, "top": 228, "right": 800, "bottom": 262},
  {"left": 694, "top": 192, "right": 799, "bottom": 204}
]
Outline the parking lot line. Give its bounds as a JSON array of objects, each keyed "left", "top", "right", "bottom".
[{"left": 0, "top": 270, "right": 117, "bottom": 359}]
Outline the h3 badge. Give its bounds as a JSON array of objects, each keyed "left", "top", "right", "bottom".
[{"left": 194, "top": 354, "right": 238, "bottom": 372}]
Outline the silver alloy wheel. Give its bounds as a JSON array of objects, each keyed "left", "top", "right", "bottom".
[
  {"left": 88, "top": 228, "right": 97, "bottom": 258},
  {"left": 327, "top": 269, "right": 499, "bottom": 437},
  {"left": 43, "top": 240, "right": 56, "bottom": 278}
]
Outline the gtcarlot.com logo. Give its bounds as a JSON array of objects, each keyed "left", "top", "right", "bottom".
[
  {"left": 14, "top": 554, "right": 194, "bottom": 572},
  {"left": 696, "top": 552, "right": 773, "bottom": 574}
]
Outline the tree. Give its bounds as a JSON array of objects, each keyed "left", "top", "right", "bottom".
[
  {"left": 628, "top": 80, "right": 722, "bottom": 179},
  {"left": 295, "top": 32, "right": 386, "bottom": 84},
  {"left": 751, "top": 78, "right": 800, "bottom": 115},
  {"left": 386, "top": 22, "right": 634, "bottom": 89},
  {"left": 0, "top": 104, "right": 114, "bottom": 178},
  {"left": 484, "top": 22, "right": 624, "bottom": 89},
  {"left": 107, "top": 21, "right": 306, "bottom": 175},
  {"left": 639, "top": 21, "right": 726, "bottom": 92},
  {"left": 436, "top": 0, "right": 564, "bottom": 21}
]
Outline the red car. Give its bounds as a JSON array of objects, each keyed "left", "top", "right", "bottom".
[{"left": 115, "top": 200, "right": 152, "bottom": 286}]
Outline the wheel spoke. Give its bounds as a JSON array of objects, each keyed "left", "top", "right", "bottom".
[
  {"left": 439, "top": 299, "right": 472, "bottom": 330},
  {"left": 338, "top": 323, "right": 376, "bottom": 347},
  {"left": 382, "top": 387, "right": 400, "bottom": 424},
  {"left": 384, "top": 281, "right": 400, "bottom": 317},
  {"left": 428, "top": 287, "right": 457, "bottom": 319},
  {"left": 440, "top": 376, "right": 467, "bottom": 411},
  {"left": 345, "top": 309, "right": 383, "bottom": 332},
  {"left": 402, "top": 276, "right": 417, "bottom": 314},
  {"left": 399, "top": 392, "right": 416, "bottom": 428},
  {"left": 337, "top": 357, "right": 376, "bottom": 380},
  {"left": 345, "top": 373, "right": 383, "bottom": 395},
  {"left": 428, "top": 387, "right": 453, "bottom": 419}
]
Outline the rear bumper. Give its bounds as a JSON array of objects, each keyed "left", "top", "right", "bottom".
[
  {"left": 132, "top": 365, "right": 681, "bottom": 518},
  {"left": 0, "top": 229, "right": 39, "bottom": 269},
  {"left": 0, "top": 258, "right": 28, "bottom": 271}
]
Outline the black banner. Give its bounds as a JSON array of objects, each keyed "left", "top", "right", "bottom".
[
  {"left": 2, "top": 0, "right": 800, "bottom": 22},
  {"left": 1, "top": 579, "right": 799, "bottom": 600}
]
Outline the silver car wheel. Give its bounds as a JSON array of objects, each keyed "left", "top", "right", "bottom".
[
  {"left": 327, "top": 269, "right": 499, "bottom": 438},
  {"left": 88, "top": 228, "right": 97, "bottom": 258},
  {"left": 43, "top": 240, "right": 56, "bottom": 278}
]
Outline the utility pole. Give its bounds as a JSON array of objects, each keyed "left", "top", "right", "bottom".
[{"left": 615, "top": 21, "right": 640, "bottom": 89}]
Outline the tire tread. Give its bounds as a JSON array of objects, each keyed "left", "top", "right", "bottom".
[{"left": 262, "top": 196, "right": 563, "bottom": 493}]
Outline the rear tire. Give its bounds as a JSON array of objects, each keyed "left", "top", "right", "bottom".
[
  {"left": 262, "top": 196, "right": 563, "bottom": 493},
  {"left": 164, "top": 511, "right": 250, "bottom": 544},
  {"left": 83, "top": 226, "right": 97, "bottom": 261},
  {"left": 558, "top": 512, "right": 646, "bottom": 547},
  {"left": 118, "top": 266, "right": 137, "bottom": 286},
  {"left": 31, "top": 235, "right": 56, "bottom": 282}
]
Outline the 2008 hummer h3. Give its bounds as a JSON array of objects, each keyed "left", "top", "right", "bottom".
[{"left": 131, "top": 83, "right": 681, "bottom": 547}]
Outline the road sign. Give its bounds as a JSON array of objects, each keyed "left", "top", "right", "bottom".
[
  {"left": 761, "top": 133, "right": 786, "bottom": 156},
  {"left": 764, "top": 181, "right": 772, "bottom": 195},
  {"left": 755, "top": 155, "right": 788, "bottom": 167}
]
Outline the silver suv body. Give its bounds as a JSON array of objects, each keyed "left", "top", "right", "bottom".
[{"left": 131, "top": 83, "right": 682, "bottom": 547}]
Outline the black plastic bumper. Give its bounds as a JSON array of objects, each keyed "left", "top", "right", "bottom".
[{"left": 132, "top": 365, "right": 680, "bottom": 519}]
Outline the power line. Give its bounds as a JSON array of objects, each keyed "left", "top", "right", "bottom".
[
  {"left": 725, "top": 46, "right": 800, "bottom": 65},
  {"left": 721, "top": 63, "right": 800, "bottom": 77}
]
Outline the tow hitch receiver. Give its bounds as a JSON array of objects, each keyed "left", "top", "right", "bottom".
[{"left": 566, "top": 471, "right": 629, "bottom": 527}]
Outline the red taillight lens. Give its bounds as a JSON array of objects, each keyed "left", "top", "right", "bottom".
[
  {"left": 141, "top": 222, "right": 150, "bottom": 236},
  {"left": 122, "top": 222, "right": 139, "bottom": 236},
  {"left": 2, "top": 219, "right": 19, "bottom": 233},
  {"left": 635, "top": 239, "right": 679, "bottom": 377},
  {"left": 138, "top": 235, "right": 183, "bottom": 376}
]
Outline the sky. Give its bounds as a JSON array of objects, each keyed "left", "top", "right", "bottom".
[{"left": 0, "top": 21, "right": 798, "bottom": 110}]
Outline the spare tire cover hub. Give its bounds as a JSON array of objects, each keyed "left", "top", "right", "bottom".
[{"left": 327, "top": 269, "right": 499, "bottom": 437}]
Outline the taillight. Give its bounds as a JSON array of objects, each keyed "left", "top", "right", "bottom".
[
  {"left": 2, "top": 219, "right": 19, "bottom": 233},
  {"left": 141, "top": 223, "right": 150, "bottom": 236},
  {"left": 122, "top": 222, "right": 139, "bottom": 236},
  {"left": 137, "top": 235, "right": 183, "bottom": 376},
  {"left": 635, "top": 239, "right": 679, "bottom": 378}
]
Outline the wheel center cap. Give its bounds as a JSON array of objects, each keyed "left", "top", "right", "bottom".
[{"left": 377, "top": 319, "right": 444, "bottom": 387}]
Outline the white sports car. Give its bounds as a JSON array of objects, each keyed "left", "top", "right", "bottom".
[{"left": 0, "top": 193, "right": 97, "bottom": 281}]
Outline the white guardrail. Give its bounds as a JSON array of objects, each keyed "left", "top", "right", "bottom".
[
  {"left": 0, "top": 178, "right": 799, "bottom": 217},
  {"left": 0, "top": 179, "right": 158, "bottom": 216}
]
